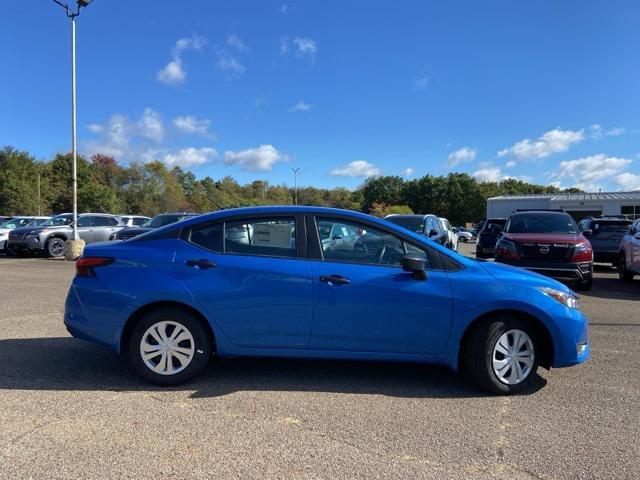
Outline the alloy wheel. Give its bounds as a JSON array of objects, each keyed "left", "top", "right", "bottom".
[
  {"left": 48, "top": 238, "right": 65, "bottom": 257},
  {"left": 139, "top": 321, "right": 195, "bottom": 376},
  {"left": 492, "top": 329, "right": 535, "bottom": 385}
]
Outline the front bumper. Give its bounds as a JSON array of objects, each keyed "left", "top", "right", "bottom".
[
  {"left": 496, "top": 257, "right": 593, "bottom": 281},
  {"left": 546, "top": 302, "right": 590, "bottom": 368},
  {"left": 0, "top": 239, "right": 6, "bottom": 251},
  {"left": 7, "top": 237, "right": 45, "bottom": 253}
]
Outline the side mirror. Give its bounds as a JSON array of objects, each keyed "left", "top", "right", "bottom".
[
  {"left": 332, "top": 235, "right": 343, "bottom": 240},
  {"left": 428, "top": 229, "right": 439, "bottom": 238},
  {"left": 583, "top": 229, "right": 592, "bottom": 237},
  {"left": 402, "top": 255, "right": 427, "bottom": 281}
]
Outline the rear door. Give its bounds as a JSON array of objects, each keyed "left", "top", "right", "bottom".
[
  {"left": 173, "top": 214, "right": 314, "bottom": 348},
  {"left": 308, "top": 215, "right": 453, "bottom": 354}
]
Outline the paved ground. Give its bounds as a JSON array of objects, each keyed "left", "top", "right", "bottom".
[{"left": 0, "top": 245, "right": 638, "bottom": 479}]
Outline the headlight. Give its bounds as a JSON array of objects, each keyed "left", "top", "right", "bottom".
[
  {"left": 538, "top": 287, "right": 578, "bottom": 309},
  {"left": 574, "top": 242, "right": 591, "bottom": 254}
]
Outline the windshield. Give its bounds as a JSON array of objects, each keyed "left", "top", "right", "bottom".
[
  {"left": 506, "top": 214, "right": 578, "bottom": 234},
  {"left": 385, "top": 216, "right": 425, "bottom": 233},
  {"left": 143, "top": 214, "right": 187, "bottom": 228},
  {"left": 39, "top": 215, "right": 72, "bottom": 227},
  {"left": 591, "top": 221, "right": 632, "bottom": 234},
  {"left": 483, "top": 220, "right": 506, "bottom": 233},
  {"left": 0, "top": 218, "right": 30, "bottom": 229}
]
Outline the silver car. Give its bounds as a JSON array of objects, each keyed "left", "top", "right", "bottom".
[
  {"left": 7, "top": 213, "right": 125, "bottom": 257},
  {"left": 117, "top": 215, "right": 151, "bottom": 228},
  {"left": 0, "top": 216, "right": 50, "bottom": 252}
]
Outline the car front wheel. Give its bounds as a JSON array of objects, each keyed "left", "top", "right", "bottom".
[
  {"left": 463, "top": 316, "right": 540, "bottom": 394},
  {"left": 45, "top": 237, "right": 66, "bottom": 257},
  {"left": 128, "top": 307, "right": 212, "bottom": 385}
]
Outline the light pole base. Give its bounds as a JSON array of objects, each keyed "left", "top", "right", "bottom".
[{"left": 64, "top": 239, "right": 85, "bottom": 260}]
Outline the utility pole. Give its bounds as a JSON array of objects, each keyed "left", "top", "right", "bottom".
[
  {"left": 291, "top": 168, "right": 300, "bottom": 205},
  {"left": 52, "top": 0, "right": 93, "bottom": 246},
  {"left": 37, "top": 174, "right": 41, "bottom": 216}
]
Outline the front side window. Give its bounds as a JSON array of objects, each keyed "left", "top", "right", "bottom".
[
  {"left": 225, "top": 217, "right": 297, "bottom": 258},
  {"left": 317, "top": 217, "right": 430, "bottom": 268}
]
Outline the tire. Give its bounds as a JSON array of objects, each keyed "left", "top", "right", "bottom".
[
  {"left": 460, "top": 237, "right": 468, "bottom": 243},
  {"left": 128, "top": 307, "right": 212, "bottom": 386},
  {"left": 618, "top": 253, "right": 635, "bottom": 281},
  {"left": 463, "top": 316, "right": 540, "bottom": 394},
  {"left": 45, "top": 237, "right": 66, "bottom": 258},
  {"left": 574, "top": 276, "right": 593, "bottom": 291}
]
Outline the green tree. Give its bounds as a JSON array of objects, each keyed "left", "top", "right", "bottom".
[{"left": 0, "top": 147, "right": 42, "bottom": 215}]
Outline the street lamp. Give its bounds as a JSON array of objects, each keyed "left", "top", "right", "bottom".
[
  {"left": 291, "top": 168, "right": 300, "bottom": 205},
  {"left": 52, "top": 0, "right": 93, "bottom": 250}
]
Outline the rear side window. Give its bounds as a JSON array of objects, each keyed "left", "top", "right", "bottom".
[
  {"left": 225, "top": 217, "right": 297, "bottom": 258},
  {"left": 92, "top": 216, "right": 118, "bottom": 227},
  {"left": 190, "top": 223, "right": 223, "bottom": 252}
]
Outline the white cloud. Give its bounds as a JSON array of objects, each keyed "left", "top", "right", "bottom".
[
  {"left": 173, "top": 115, "right": 214, "bottom": 138},
  {"left": 498, "top": 128, "right": 584, "bottom": 160},
  {"left": 614, "top": 172, "right": 640, "bottom": 191},
  {"left": 226, "top": 34, "right": 248, "bottom": 52},
  {"left": 330, "top": 160, "right": 381, "bottom": 178},
  {"left": 288, "top": 101, "right": 312, "bottom": 112},
  {"left": 551, "top": 154, "right": 632, "bottom": 191},
  {"left": 280, "top": 36, "right": 317, "bottom": 63},
  {"left": 590, "top": 124, "right": 626, "bottom": 139},
  {"left": 472, "top": 164, "right": 504, "bottom": 183},
  {"left": 215, "top": 50, "right": 246, "bottom": 80},
  {"left": 446, "top": 147, "right": 476, "bottom": 167},
  {"left": 137, "top": 108, "right": 164, "bottom": 142},
  {"left": 162, "top": 147, "right": 217, "bottom": 168},
  {"left": 157, "top": 34, "right": 207, "bottom": 86},
  {"left": 87, "top": 123, "right": 103, "bottom": 133},
  {"left": 223, "top": 145, "right": 287, "bottom": 171},
  {"left": 280, "top": 4, "right": 293, "bottom": 13},
  {"left": 403, "top": 167, "right": 414, "bottom": 176},
  {"left": 505, "top": 160, "right": 516, "bottom": 168},
  {"left": 412, "top": 71, "right": 430, "bottom": 90}
]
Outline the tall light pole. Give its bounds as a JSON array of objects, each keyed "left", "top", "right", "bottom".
[
  {"left": 53, "top": 0, "right": 93, "bottom": 242},
  {"left": 291, "top": 168, "right": 300, "bottom": 205}
]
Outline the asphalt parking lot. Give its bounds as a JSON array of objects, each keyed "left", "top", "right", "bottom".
[{"left": 0, "top": 244, "right": 638, "bottom": 480}]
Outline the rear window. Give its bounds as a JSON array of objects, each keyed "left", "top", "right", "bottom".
[
  {"left": 506, "top": 214, "right": 578, "bottom": 234},
  {"left": 483, "top": 219, "right": 506, "bottom": 232},
  {"left": 591, "top": 221, "right": 631, "bottom": 234}
]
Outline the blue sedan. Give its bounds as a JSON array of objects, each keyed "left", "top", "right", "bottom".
[{"left": 64, "top": 206, "right": 589, "bottom": 394}]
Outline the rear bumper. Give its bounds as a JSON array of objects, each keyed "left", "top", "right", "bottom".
[
  {"left": 496, "top": 257, "right": 593, "bottom": 281},
  {"left": 593, "top": 251, "right": 618, "bottom": 263}
]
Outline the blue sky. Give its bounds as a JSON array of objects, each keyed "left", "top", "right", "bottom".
[{"left": 1, "top": 0, "right": 639, "bottom": 191}]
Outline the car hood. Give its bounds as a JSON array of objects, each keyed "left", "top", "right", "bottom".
[
  {"left": 503, "top": 233, "right": 584, "bottom": 243},
  {"left": 479, "top": 260, "right": 572, "bottom": 293}
]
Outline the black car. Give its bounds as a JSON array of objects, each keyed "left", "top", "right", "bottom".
[
  {"left": 578, "top": 215, "right": 633, "bottom": 265},
  {"left": 475, "top": 218, "right": 506, "bottom": 259},
  {"left": 115, "top": 212, "right": 199, "bottom": 240}
]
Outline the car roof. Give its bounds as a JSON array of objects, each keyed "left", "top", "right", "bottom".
[{"left": 385, "top": 214, "right": 435, "bottom": 219}]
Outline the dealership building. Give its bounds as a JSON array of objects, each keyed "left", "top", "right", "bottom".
[{"left": 487, "top": 191, "right": 640, "bottom": 221}]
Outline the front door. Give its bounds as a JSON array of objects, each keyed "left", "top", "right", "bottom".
[
  {"left": 173, "top": 216, "right": 314, "bottom": 348},
  {"left": 77, "top": 216, "right": 95, "bottom": 242},
  {"left": 309, "top": 216, "right": 453, "bottom": 354}
]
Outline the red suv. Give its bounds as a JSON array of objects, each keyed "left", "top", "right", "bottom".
[{"left": 494, "top": 210, "right": 593, "bottom": 290}]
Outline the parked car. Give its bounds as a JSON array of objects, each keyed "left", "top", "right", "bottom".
[
  {"left": 65, "top": 206, "right": 589, "bottom": 394},
  {"left": 453, "top": 227, "right": 473, "bottom": 243},
  {"left": 118, "top": 215, "right": 151, "bottom": 228},
  {"left": 0, "top": 216, "right": 14, "bottom": 223},
  {"left": 0, "top": 216, "right": 50, "bottom": 252},
  {"left": 115, "top": 212, "right": 198, "bottom": 241},
  {"left": 475, "top": 218, "right": 506, "bottom": 259},
  {"left": 618, "top": 218, "right": 640, "bottom": 281},
  {"left": 384, "top": 214, "right": 450, "bottom": 248},
  {"left": 495, "top": 210, "right": 593, "bottom": 290},
  {"left": 578, "top": 215, "right": 632, "bottom": 265},
  {"left": 317, "top": 219, "right": 359, "bottom": 253},
  {"left": 7, "top": 213, "right": 125, "bottom": 257},
  {"left": 439, "top": 217, "right": 458, "bottom": 251}
]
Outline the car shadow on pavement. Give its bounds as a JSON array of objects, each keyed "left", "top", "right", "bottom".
[
  {"left": 580, "top": 270, "right": 640, "bottom": 302},
  {"left": 0, "top": 337, "right": 547, "bottom": 398}
]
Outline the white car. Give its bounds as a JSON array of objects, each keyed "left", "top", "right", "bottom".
[
  {"left": 439, "top": 217, "right": 459, "bottom": 251},
  {"left": 454, "top": 228, "right": 473, "bottom": 243},
  {"left": 0, "top": 216, "right": 50, "bottom": 252}
]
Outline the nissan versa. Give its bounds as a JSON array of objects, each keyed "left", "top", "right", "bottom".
[{"left": 64, "top": 207, "right": 589, "bottom": 394}]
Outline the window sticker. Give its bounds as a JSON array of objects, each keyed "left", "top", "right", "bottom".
[{"left": 252, "top": 223, "right": 293, "bottom": 248}]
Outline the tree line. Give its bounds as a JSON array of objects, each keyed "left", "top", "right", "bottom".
[{"left": 0, "top": 146, "right": 579, "bottom": 225}]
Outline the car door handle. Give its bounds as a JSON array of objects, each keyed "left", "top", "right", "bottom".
[
  {"left": 319, "top": 274, "right": 351, "bottom": 285},
  {"left": 185, "top": 259, "right": 216, "bottom": 270}
]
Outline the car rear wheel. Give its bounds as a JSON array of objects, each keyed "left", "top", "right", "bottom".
[
  {"left": 45, "top": 237, "right": 65, "bottom": 257},
  {"left": 618, "top": 253, "right": 635, "bottom": 281},
  {"left": 128, "top": 307, "right": 212, "bottom": 385},
  {"left": 463, "top": 316, "right": 540, "bottom": 394}
]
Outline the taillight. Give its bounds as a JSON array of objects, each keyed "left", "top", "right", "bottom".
[
  {"left": 76, "top": 257, "right": 114, "bottom": 277},
  {"left": 496, "top": 238, "right": 519, "bottom": 260}
]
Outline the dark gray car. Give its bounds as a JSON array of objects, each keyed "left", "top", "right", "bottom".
[
  {"left": 579, "top": 216, "right": 633, "bottom": 265},
  {"left": 7, "top": 213, "right": 125, "bottom": 257}
]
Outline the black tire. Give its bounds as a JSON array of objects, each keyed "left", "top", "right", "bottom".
[
  {"left": 459, "top": 237, "right": 468, "bottom": 243},
  {"left": 462, "top": 316, "right": 540, "bottom": 394},
  {"left": 128, "top": 307, "right": 213, "bottom": 386},
  {"left": 44, "top": 237, "right": 66, "bottom": 258},
  {"left": 574, "top": 276, "right": 593, "bottom": 291},
  {"left": 618, "top": 253, "right": 635, "bottom": 281}
]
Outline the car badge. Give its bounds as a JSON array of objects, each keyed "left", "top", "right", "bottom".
[{"left": 539, "top": 245, "right": 550, "bottom": 254}]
